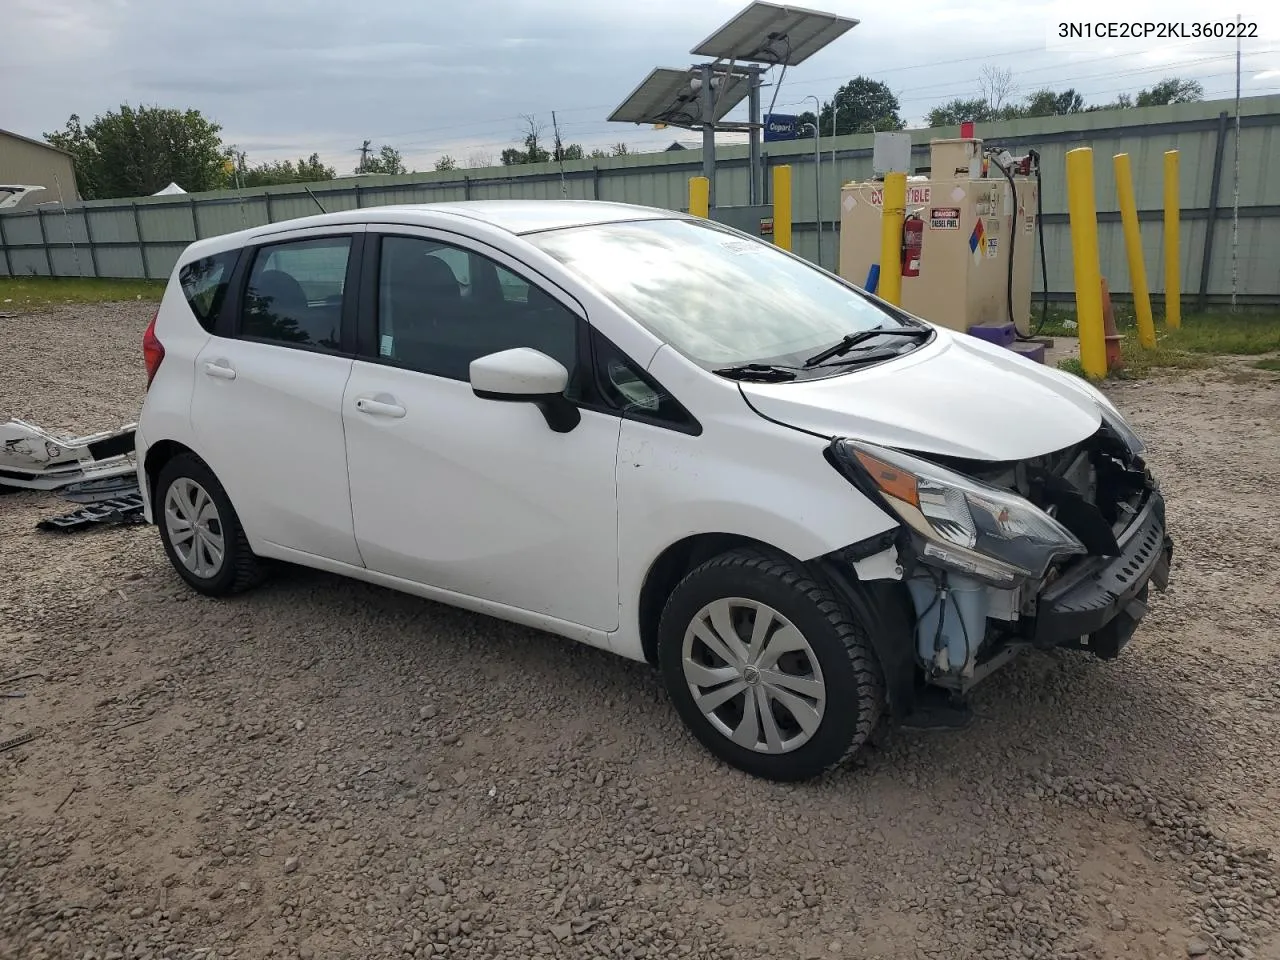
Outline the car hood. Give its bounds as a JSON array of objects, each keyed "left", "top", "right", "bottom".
[{"left": 739, "top": 328, "right": 1104, "bottom": 461}]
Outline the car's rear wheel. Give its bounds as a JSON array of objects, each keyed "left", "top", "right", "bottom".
[
  {"left": 156, "top": 453, "right": 264, "bottom": 596},
  {"left": 657, "top": 547, "right": 885, "bottom": 782}
]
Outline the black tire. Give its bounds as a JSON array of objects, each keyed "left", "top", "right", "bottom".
[
  {"left": 657, "top": 547, "right": 885, "bottom": 782},
  {"left": 155, "top": 452, "right": 265, "bottom": 596}
]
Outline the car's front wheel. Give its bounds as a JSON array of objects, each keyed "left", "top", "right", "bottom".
[
  {"left": 658, "top": 548, "right": 885, "bottom": 782},
  {"left": 156, "top": 453, "right": 264, "bottom": 596}
]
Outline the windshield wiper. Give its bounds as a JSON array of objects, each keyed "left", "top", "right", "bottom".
[
  {"left": 803, "top": 327, "right": 931, "bottom": 368},
  {"left": 712, "top": 363, "right": 798, "bottom": 382}
]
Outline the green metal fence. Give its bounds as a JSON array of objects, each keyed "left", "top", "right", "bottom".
[{"left": 3, "top": 95, "right": 1278, "bottom": 305}]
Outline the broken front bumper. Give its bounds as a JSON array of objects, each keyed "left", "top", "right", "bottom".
[{"left": 1032, "top": 489, "right": 1173, "bottom": 659}]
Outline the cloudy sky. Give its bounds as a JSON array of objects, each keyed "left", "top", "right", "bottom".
[{"left": 4, "top": 0, "right": 1277, "bottom": 174}]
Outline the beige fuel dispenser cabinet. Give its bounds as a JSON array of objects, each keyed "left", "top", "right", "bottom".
[{"left": 839, "top": 137, "right": 1043, "bottom": 355}]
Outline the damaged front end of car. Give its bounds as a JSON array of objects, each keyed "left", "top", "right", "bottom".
[{"left": 819, "top": 406, "right": 1173, "bottom": 703}]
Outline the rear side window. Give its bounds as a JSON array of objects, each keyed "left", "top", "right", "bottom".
[
  {"left": 241, "top": 236, "right": 351, "bottom": 350},
  {"left": 178, "top": 251, "right": 237, "bottom": 332}
]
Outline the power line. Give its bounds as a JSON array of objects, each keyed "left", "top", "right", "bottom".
[{"left": 240, "top": 43, "right": 1278, "bottom": 164}]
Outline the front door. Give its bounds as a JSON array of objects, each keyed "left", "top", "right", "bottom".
[
  {"left": 341, "top": 228, "right": 621, "bottom": 630},
  {"left": 190, "top": 229, "right": 363, "bottom": 566}
]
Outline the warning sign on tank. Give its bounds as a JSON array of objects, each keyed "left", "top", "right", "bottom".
[
  {"left": 929, "top": 207, "right": 960, "bottom": 229},
  {"left": 868, "top": 185, "right": 931, "bottom": 206}
]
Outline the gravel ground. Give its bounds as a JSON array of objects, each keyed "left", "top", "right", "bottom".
[{"left": 3, "top": 303, "right": 1279, "bottom": 960}]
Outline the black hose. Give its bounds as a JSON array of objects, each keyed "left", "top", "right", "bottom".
[
  {"left": 991, "top": 154, "right": 1018, "bottom": 333},
  {"left": 1030, "top": 152, "right": 1050, "bottom": 337}
]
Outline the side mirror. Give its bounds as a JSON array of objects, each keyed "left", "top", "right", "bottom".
[{"left": 470, "top": 348, "right": 581, "bottom": 433}]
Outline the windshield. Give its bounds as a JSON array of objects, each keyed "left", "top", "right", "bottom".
[{"left": 526, "top": 218, "right": 919, "bottom": 368}]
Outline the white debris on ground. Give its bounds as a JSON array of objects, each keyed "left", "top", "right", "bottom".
[{"left": 2, "top": 302, "right": 1279, "bottom": 960}]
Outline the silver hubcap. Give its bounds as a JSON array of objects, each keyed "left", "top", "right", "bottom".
[
  {"left": 164, "top": 478, "right": 225, "bottom": 579},
  {"left": 681, "top": 598, "right": 827, "bottom": 755}
]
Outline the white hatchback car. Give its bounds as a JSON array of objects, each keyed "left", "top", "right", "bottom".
[{"left": 136, "top": 200, "right": 1173, "bottom": 781}]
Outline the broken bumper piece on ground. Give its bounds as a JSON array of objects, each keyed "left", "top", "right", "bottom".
[{"left": 0, "top": 418, "right": 137, "bottom": 491}]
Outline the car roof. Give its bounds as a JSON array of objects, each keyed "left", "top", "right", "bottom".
[
  {"left": 421, "top": 200, "right": 687, "bottom": 234},
  {"left": 175, "top": 199, "right": 691, "bottom": 266}
]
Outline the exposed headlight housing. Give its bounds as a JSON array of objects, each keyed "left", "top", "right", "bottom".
[
  {"left": 833, "top": 440, "right": 1087, "bottom": 586},
  {"left": 1056, "top": 370, "right": 1146, "bottom": 454},
  {"left": 1098, "top": 403, "right": 1145, "bottom": 455}
]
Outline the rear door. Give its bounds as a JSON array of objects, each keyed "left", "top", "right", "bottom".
[{"left": 189, "top": 226, "right": 365, "bottom": 566}]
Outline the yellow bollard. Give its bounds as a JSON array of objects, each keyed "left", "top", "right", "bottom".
[
  {"left": 1113, "top": 153, "right": 1156, "bottom": 349},
  {"left": 878, "top": 172, "right": 906, "bottom": 306},
  {"left": 688, "top": 177, "right": 710, "bottom": 219},
  {"left": 1162, "top": 150, "right": 1181, "bottom": 329},
  {"left": 1065, "top": 147, "right": 1108, "bottom": 379},
  {"left": 772, "top": 165, "right": 792, "bottom": 251}
]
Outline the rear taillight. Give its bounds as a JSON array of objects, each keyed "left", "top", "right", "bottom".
[{"left": 143, "top": 310, "right": 165, "bottom": 388}]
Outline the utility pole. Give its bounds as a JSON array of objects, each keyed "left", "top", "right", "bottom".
[
  {"left": 357, "top": 140, "right": 372, "bottom": 173},
  {"left": 1231, "top": 14, "right": 1242, "bottom": 312}
]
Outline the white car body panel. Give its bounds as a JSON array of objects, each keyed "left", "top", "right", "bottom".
[{"left": 739, "top": 327, "right": 1103, "bottom": 460}]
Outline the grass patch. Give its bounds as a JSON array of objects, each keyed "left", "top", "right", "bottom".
[
  {"left": 1253, "top": 357, "right": 1280, "bottom": 372},
  {"left": 1025, "top": 305, "right": 1080, "bottom": 338},
  {"left": 1148, "top": 310, "right": 1280, "bottom": 356},
  {"left": 0, "top": 275, "right": 165, "bottom": 309},
  {"left": 1055, "top": 357, "right": 1091, "bottom": 380},
  {"left": 1055, "top": 305, "right": 1280, "bottom": 379},
  {"left": 1118, "top": 310, "right": 1280, "bottom": 378}
]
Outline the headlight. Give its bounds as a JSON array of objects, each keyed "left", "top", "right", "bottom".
[{"left": 837, "top": 440, "right": 1086, "bottom": 585}]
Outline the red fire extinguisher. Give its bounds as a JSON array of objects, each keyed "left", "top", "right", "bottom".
[{"left": 901, "top": 215, "right": 923, "bottom": 278}]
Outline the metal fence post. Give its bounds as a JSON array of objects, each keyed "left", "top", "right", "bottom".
[
  {"left": 82, "top": 209, "right": 100, "bottom": 277},
  {"left": 0, "top": 215, "right": 12, "bottom": 277},
  {"left": 355, "top": 185, "right": 363, "bottom": 208},
  {"left": 264, "top": 192, "right": 274, "bottom": 223},
  {"left": 37, "top": 208, "right": 53, "bottom": 276},
  {"left": 190, "top": 198, "right": 202, "bottom": 239},
  {"left": 1197, "top": 111, "right": 1229, "bottom": 310},
  {"left": 131, "top": 201, "right": 150, "bottom": 279}
]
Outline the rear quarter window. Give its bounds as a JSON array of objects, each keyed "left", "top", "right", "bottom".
[{"left": 178, "top": 250, "right": 238, "bottom": 332}]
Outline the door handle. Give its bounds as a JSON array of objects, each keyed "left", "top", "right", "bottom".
[
  {"left": 202, "top": 360, "right": 237, "bottom": 380},
  {"left": 355, "top": 396, "right": 406, "bottom": 419}
]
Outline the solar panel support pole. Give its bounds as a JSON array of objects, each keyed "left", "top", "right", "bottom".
[
  {"left": 700, "top": 63, "right": 717, "bottom": 209},
  {"left": 747, "top": 68, "right": 762, "bottom": 205}
]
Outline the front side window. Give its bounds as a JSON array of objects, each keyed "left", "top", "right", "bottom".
[
  {"left": 241, "top": 236, "right": 351, "bottom": 350},
  {"left": 527, "top": 218, "right": 918, "bottom": 369},
  {"left": 376, "top": 235, "right": 578, "bottom": 382},
  {"left": 179, "top": 250, "right": 237, "bottom": 333}
]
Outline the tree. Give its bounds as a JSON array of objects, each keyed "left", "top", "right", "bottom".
[
  {"left": 926, "top": 98, "right": 994, "bottom": 128},
  {"left": 355, "top": 144, "right": 406, "bottom": 175},
  {"left": 1135, "top": 77, "right": 1204, "bottom": 106},
  {"left": 589, "top": 147, "right": 610, "bottom": 159},
  {"left": 229, "top": 152, "right": 335, "bottom": 188},
  {"left": 1086, "top": 93, "right": 1133, "bottom": 112},
  {"left": 796, "top": 77, "right": 904, "bottom": 137},
  {"left": 45, "top": 104, "right": 227, "bottom": 199},
  {"left": 979, "top": 65, "right": 1016, "bottom": 114},
  {"left": 611, "top": 143, "right": 630, "bottom": 157},
  {"left": 1022, "top": 88, "right": 1085, "bottom": 117},
  {"left": 434, "top": 155, "right": 458, "bottom": 172},
  {"left": 502, "top": 115, "right": 554, "bottom": 165},
  {"left": 466, "top": 151, "right": 496, "bottom": 168}
]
